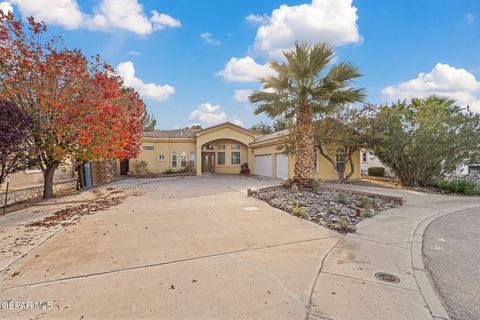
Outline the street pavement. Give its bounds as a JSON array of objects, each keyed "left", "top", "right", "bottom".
[{"left": 423, "top": 208, "right": 480, "bottom": 320}]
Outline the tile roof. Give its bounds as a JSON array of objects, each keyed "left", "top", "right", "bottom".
[
  {"left": 252, "top": 129, "right": 291, "bottom": 144},
  {"left": 143, "top": 128, "right": 201, "bottom": 138}
]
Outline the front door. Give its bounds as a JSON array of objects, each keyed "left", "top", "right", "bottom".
[
  {"left": 202, "top": 152, "right": 215, "bottom": 173},
  {"left": 120, "top": 159, "right": 129, "bottom": 175}
]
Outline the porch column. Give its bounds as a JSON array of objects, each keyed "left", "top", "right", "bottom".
[{"left": 196, "top": 145, "right": 202, "bottom": 176}]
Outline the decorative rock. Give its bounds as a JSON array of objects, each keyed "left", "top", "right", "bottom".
[{"left": 291, "top": 185, "right": 299, "bottom": 193}]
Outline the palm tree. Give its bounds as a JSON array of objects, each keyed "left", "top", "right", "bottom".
[{"left": 249, "top": 42, "right": 365, "bottom": 187}]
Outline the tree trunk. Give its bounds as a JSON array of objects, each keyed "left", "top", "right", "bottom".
[
  {"left": 75, "top": 163, "right": 84, "bottom": 190},
  {"left": 294, "top": 105, "right": 314, "bottom": 188},
  {"left": 42, "top": 164, "right": 57, "bottom": 199}
]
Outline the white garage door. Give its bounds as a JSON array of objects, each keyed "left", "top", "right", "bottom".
[
  {"left": 275, "top": 154, "right": 289, "bottom": 179},
  {"left": 254, "top": 155, "right": 272, "bottom": 177}
]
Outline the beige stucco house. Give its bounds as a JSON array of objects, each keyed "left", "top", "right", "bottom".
[{"left": 125, "top": 122, "right": 360, "bottom": 181}]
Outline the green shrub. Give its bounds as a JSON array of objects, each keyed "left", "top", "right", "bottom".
[
  {"left": 292, "top": 202, "right": 308, "bottom": 219},
  {"left": 359, "top": 196, "right": 372, "bottom": 209},
  {"left": 368, "top": 167, "right": 385, "bottom": 177},
  {"left": 437, "top": 179, "right": 480, "bottom": 195},
  {"left": 312, "top": 178, "right": 324, "bottom": 193},
  {"left": 336, "top": 192, "right": 348, "bottom": 205}
]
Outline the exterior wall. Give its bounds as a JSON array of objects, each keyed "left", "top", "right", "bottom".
[
  {"left": 207, "top": 139, "right": 248, "bottom": 174},
  {"left": 195, "top": 125, "right": 255, "bottom": 175},
  {"left": 0, "top": 163, "right": 76, "bottom": 206},
  {"left": 316, "top": 148, "right": 361, "bottom": 181},
  {"left": 1, "top": 163, "right": 74, "bottom": 192},
  {"left": 251, "top": 143, "right": 294, "bottom": 179},
  {"left": 360, "top": 149, "right": 394, "bottom": 177},
  {"left": 250, "top": 142, "right": 361, "bottom": 181},
  {"left": 129, "top": 139, "right": 196, "bottom": 174}
]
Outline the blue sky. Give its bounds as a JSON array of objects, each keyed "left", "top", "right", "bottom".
[{"left": 2, "top": 0, "right": 479, "bottom": 129}]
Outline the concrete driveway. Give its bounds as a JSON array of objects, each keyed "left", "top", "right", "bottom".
[
  {"left": 0, "top": 176, "right": 340, "bottom": 319},
  {"left": 424, "top": 208, "right": 480, "bottom": 320}
]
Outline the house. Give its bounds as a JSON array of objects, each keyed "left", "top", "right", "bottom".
[
  {"left": 360, "top": 149, "right": 394, "bottom": 177},
  {"left": 123, "top": 122, "right": 361, "bottom": 181},
  {"left": 0, "top": 163, "right": 75, "bottom": 206}
]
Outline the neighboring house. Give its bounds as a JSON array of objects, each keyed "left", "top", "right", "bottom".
[
  {"left": 0, "top": 163, "right": 75, "bottom": 206},
  {"left": 360, "top": 149, "right": 394, "bottom": 177},
  {"left": 123, "top": 122, "right": 361, "bottom": 181},
  {"left": 1, "top": 160, "right": 115, "bottom": 207},
  {"left": 455, "top": 163, "right": 480, "bottom": 175}
]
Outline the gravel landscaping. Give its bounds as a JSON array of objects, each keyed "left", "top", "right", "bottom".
[{"left": 251, "top": 185, "right": 401, "bottom": 233}]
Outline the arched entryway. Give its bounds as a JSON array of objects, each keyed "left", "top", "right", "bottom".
[{"left": 201, "top": 143, "right": 215, "bottom": 173}]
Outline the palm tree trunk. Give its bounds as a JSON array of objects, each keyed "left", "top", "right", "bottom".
[{"left": 294, "top": 104, "right": 314, "bottom": 188}]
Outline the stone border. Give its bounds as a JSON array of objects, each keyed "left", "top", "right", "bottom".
[
  {"left": 128, "top": 172, "right": 195, "bottom": 178},
  {"left": 322, "top": 184, "right": 406, "bottom": 205},
  {"left": 248, "top": 184, "right": 406, "bottom": 206},
  {"left": 411, "top": 206, "right": 480, "bottom": 320}
]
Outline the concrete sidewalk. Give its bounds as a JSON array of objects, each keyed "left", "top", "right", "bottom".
[{"left": 307, "top": 184, "right": 480, "bottom": 320}]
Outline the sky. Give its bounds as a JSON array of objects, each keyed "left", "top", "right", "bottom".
[{"left": 1, "top": 0, "right": 479, "bottom": 129}]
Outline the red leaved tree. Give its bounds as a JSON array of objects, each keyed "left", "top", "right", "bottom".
[{"left": 0, "top": 13, "right": 143, "bottom": 197}]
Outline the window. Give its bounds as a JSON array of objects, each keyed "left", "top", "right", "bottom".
[
  {"left": 336, "top": 147, "right": 345, "bottom": 172},
  {"left": 231, "top": 144, "right": 241, "bottom": 165},
  {"left": 217, "top": 144, "right": 226, "bottom": 150},
  {"left": 231, "top": 152, "right": 241, "bottom": 165},
  {"left": 172, "top": 151, "right": 177, "bottom": 168},
  {"left": 181, "top": 152, "right": 187, "bottom": 167},
  {"left": 217, "top": 152, "right": 225, "bottom": 165},
  {"left": 190, "top": 152, "right": 195, "bottom": 167},
  {"left": 362, "top": 152, "right": 367, "bottom": 162},
  {"left": 158, "top": 154, "right": 165, "bottom": 161},
  {"left": 142, "top": 145, "right": 154, "bottom": 151}
]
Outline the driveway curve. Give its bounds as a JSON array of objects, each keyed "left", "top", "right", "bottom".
[
  {"left": 423, "top": 208, "right": 480, "bottom": 320},
  {"left": 0, "top": 176, "right": 340, "bottom": 319}
]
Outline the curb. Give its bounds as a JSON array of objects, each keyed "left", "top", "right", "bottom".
[{"left": 411, "top": 205, "right": 480, "bottom": 320}]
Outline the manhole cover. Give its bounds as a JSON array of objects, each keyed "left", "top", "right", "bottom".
[{"left": 375, "top": 272, "right": 400, "bottom": 283}]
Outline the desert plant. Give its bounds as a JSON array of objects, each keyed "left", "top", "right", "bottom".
[
  {"left": 368, "top": 167, "right": 385, "bottom": 177},
  {"left": 135, "top": 161, "right": 150, "bottom": 174},
  {"left": 365, "top": 97, "right": 480, "bottom": 187},
  {"left": 292, "top": 202, "right": 308, "bottom": 219},
  {"left": 364, "top": 211, "right": 374, "bottom": 218},
  {"left": 249, "top": 42, "right": 365, "bottom": 188},
  {"left": 437, "top": 179, "right": 480, "bottom": 195},
  {"left": 336, "top": 192, "right": 348, "bottom": 205},
  {"left": 359, "top": 196, "right": 372, "bottom": 209},
  {"left": 312, "top": 178, "right": 324, "bottom": 192}
]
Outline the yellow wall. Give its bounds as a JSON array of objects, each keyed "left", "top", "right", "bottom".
[
  {"left": 315, "top": 148, "right": 361, "bottom": 181},
  {"left": 251, "top": 143, "right": 294, "bottom": 179},
  {"left": 129, "top": 139, "right": 196, "bottom": 174},
  {"left": 250, "top": 141, "right": 361, "bottom": 181},
  {"left": 206, "top": 139, "right": 249, "bottom": 174},
  {"left": 195, "top": 125, "right": 255, "bottom": 175}
]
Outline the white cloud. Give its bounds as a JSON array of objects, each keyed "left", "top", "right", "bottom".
[
  {"left": 382, "top": 63, "right": 480, "bottom": 112},
  {"left": 245, "top": 14, "right": 268, "bottom": 25},
  {"left": 216, "top": 56, "right": 274, "bottom": 82},
  {"left": 189, "top": 103, "right": 227, "bottom": 125},
  {"left": 233, "top": 89, "right": 253, "bottom": 102},
  {"left": 11, "top": 0, "right": 84, "bottom": 29},
  {"left": 200, "top": 32, "right": 220, "bottom": 45},
  {"left": 127, "top": 50, "right": 141, "bottom": 56},
  {"left": 0, "top": 1, "right": 13, "bottom": 14},
  {"left": 252, "top": 0, "right": 361, "bottom": 57},
  {"left": 189, "top": 103, "right": 244, "bottom": 127},
  {"left": 151, "top": 10, "right": 181, "bottom": 30},
  {"left": 116, "top": 61, "right": 175, "bottom": 101},
  {"left": 465, "top": 13, "right": 475, "bottom": 24},
  {"left": 9, "top": 0, "right": 180, "bottom": 36}
]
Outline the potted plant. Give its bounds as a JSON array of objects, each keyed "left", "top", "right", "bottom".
[{"left": 240, "top": 162, "right": 249, "bottom": 175}]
